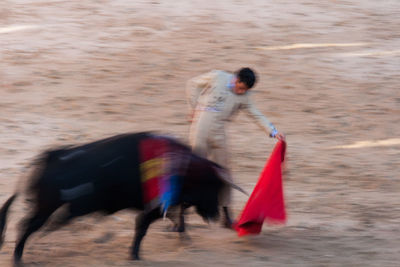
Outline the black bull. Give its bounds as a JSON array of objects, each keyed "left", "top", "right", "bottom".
[{"left": 0, "top": 132, "right": 240, "bottom": 263}]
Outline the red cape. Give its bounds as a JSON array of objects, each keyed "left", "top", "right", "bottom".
[{"left": 234, "top": 140, "right": 287, "bottom": 236}]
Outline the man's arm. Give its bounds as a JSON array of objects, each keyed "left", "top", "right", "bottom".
[
  {"left": 185, "top": 70, "right": 217, "bottom": 111},
  {"left": 241, "top": 97, "right": 284, "bottom": 140}
]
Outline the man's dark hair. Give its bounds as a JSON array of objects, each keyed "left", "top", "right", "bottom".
[{"left": 236, "top": 67, "right": 257, "bottom": 89}]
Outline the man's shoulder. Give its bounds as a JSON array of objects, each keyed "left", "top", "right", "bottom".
[
  {"left": 212, "top": 70, "right": 235, "bottom": 84},
  {"left": 197, "top": 70, "right": 223, "bottom": 79},
  {"left": 198, "top": 70, "right": 233, "bottom": 86},
  {"left": 212, "top": 70, "right": 232, "bottom": 76}
]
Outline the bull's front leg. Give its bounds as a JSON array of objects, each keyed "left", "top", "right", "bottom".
[
  {"left": 132, "top": 209, "right": 161, "bottom": 260},
  {"left": 165, "top": 204, "right": 187, "bottom": 233},
  {"left": 176, "top": 203, "right": 191, "bottom": 232}
]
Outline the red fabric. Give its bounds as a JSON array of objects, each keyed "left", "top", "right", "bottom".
[
  {"left": 234, "top": 140, "right": 287, "bottom": 236},
  {"left": 142, "top": 177, "right": 160, "bottom": 202},
  {"left": 139, "top": 138, "right": 168, "bottom": 204}
]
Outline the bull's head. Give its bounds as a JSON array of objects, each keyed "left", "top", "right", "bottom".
[
  {"left": 181, "top": 155, "right": 248, "bottom": 223},
  {"left": 212, "top": 166, "right": 249, "bottom": 196}
]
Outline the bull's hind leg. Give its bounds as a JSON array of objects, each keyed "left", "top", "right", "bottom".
[
  {"left": 14, "top": 210, "right": 54, "bottom": 264},
  {"left": 131, "top": 209, "right": 161, "bottom": 260}
]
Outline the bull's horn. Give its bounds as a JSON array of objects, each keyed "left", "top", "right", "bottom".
[
  {"left": 214, "top": 167, "right": 249, "bottom": 196},
  {"left": 228, "top": 181, "right": 249, "bottom": 196}
]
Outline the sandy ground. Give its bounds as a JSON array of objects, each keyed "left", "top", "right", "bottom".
[{"left": 1, "top": 0, "right": 399, "bottom": 266}]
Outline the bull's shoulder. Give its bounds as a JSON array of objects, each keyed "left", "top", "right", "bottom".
[
  {"left": 40, "top": 146, "right": 74, "bottom": 164},
  {"left": 149, "top": 134, "right": 191, "bottom": 152}
]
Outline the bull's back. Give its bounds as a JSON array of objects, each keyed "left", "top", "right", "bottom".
[{"left": 29, "top": 132, "right": 153, "bottom": 214}]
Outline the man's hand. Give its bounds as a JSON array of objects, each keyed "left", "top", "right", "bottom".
[
  {"left": 270, "top": 128, "right": 285, "bottom": 141},
  {"left": 276, "top": 132, "right": 286, "bottom": 141},
  {"left": 188, "top": 111, "right": 195, "bottom": 123}
]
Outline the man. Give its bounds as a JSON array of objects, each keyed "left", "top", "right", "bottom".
[{"left": 186, "top": 67, "right": 284, "bottom": 228}]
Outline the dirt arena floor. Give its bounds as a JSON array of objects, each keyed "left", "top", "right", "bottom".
[{"left": 1, "top": 0, "right": 399, "bottom": 266}]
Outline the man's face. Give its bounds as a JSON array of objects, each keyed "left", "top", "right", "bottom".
[{"left": 233, "top": 79, "right": 250, "bottom": 95}]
